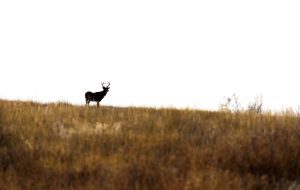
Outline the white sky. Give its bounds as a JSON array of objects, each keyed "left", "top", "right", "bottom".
[{"left": 1, "top": 0, "right": 300, "bottom": 110}]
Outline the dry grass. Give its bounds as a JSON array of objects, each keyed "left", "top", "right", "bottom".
[{"left": 1, "top": 99, "right": 300, "bottom": 189}]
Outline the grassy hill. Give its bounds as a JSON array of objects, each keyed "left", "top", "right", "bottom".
[{"left": 1, "top": 99, "right": 300, "bottom": 189}]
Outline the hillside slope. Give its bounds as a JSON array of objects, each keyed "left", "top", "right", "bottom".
[{"left": 1, "top": 100, "right": 300, "bottom": 189}]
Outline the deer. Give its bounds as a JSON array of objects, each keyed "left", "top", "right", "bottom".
[{"left": 85, "top": 82, "right": 110, "bottom": 106}]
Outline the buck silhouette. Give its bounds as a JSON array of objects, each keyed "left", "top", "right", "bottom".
[{"left": 85, "top": 82, "right": 110, "bottom": 106}]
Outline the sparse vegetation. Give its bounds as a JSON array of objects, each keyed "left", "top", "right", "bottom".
[{"left": 1, "top": 99, "right": 300, "bottom": 189}]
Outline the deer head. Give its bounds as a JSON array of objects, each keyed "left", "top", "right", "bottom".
[{"left": 101, "top": 82, "right": 110, "bottom": 92}]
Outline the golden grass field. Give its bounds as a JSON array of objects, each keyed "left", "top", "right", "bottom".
[{"left": 1, "top": 99, "right": 300, "bottom": 189}]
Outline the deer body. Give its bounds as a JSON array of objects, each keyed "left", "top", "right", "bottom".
[{"left": 85, "top": 82, "right": 110, "bottom": 106}]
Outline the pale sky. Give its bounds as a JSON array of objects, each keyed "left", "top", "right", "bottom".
[{"left": 1, "top": 0, "right": 300, "bottom": 110}]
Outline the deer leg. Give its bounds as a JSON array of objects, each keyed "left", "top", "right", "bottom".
[{"left": 97, "top": 102, "right": 99, "bottom": 107}]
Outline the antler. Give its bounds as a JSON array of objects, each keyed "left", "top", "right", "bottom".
[
  {"left": 101, "top": 82, "right": 105, "bottom": 87},
  {"left": 107, "top": 81, "right": 110, "bottom": 87}
]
